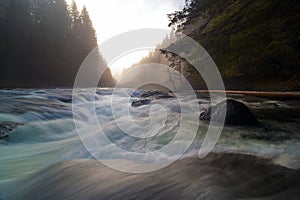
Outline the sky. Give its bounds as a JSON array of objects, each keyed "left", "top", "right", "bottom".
[{"left": 66, "top": 0, "right": 185, "bottom": 78}]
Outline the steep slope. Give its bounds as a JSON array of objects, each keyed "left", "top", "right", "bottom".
[{"left": 167, "top": 0, "right": 300, "bottom": 90}]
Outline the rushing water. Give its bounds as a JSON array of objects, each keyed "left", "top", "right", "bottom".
[{"left": 0, "top": 88, "right": 299, "bottom": 200}]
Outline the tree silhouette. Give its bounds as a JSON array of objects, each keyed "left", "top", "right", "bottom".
[
  {"left": 0, "top": 0, "right": 115, "bottom": 87},
  {"left": 80, "top": 5, "right": 97, "bottom": 54}
]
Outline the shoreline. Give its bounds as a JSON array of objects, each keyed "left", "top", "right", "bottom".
[
  {"left": 0, "top": 88, "right": 300, "bottom": 99},
  {"left": 195, "top": 90, "right": 300, "bottom": 99}
]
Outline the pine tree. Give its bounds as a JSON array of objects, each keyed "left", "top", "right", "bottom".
[
  {"left": 69, "top": 0, "right": 81, "bottom": 31},
  {"left": 0, "top": 0, "right": 115, "bottom": 87},
  {"left": 80, "top": 5, "right": 97, "bottom": 53}
]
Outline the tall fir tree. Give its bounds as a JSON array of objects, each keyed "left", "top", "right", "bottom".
[
  {"left": 80, "top": 5, "right": 97, "bottom": 54},
  {"left": 69, "top": 0, "right": 81, "bottom": 32}
]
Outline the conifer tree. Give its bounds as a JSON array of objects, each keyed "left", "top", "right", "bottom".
[{"left": 80, "top": 5, "right": 97, "bottom": 53}]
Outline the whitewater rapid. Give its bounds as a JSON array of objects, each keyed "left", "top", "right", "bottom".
[{"left": 0, "top": 88, "right": 299, "bottom": 199}]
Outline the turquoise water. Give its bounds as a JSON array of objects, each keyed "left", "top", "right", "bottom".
[{"left": 0, "top": 89, "right": 299, "bottom": 199}]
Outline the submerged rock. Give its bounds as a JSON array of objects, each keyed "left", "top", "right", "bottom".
[
  {"left": 200, "top": 99, "right": 260, "bottom": 126},
  {"left": 0, "top": 122, "right": 22, "bottom": 139},
  {"left": 0, "top": 131, "right": 9, "bottom": 138},
  {"left": 131, "top": 90, "right": 174, "bottom": 107}
]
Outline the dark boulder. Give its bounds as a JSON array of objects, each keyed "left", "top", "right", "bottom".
[
  {"left": 131, "top": 90, "right": 174, "bottom": 107},
  {"left": 131, "top": 99, "right": 152, "bottom": 107},
  {"left": 139, "top": 91, "right": 174, "bottom": 99},
  {"left": 200, "top": 99, "right": 260, "bottom": 126}
]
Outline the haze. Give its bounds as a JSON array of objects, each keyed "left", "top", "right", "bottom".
[{"left": 66, "top": 0, "right": 185, "bottom": 77}]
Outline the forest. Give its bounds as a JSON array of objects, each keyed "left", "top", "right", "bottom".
[
  {"left": 129, "top": 0, "right": 300, "bottom": 91},
  {"left": 0, "top": 0, "right": 115, "bottom": 88},
  {"left": 1, "top": 0, "right": 299, "bottom": 90}
]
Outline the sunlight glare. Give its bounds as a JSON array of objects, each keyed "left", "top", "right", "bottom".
[
  {"left": 66, "top": 0, "right": 185, "bottom": 76},
  {"left": 109, "top": 50, "right": 150, "bottom": 80}
]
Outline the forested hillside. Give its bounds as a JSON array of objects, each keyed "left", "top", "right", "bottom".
[
  {"left": 128, "top": 0, "right": 300, "bottom": 91},
  {"left": 170, "top": 0, "right": 300, "bottom": 90},
  {"left": 167, "top": 0, "right": 300, "bottom": 90},
  {"left": 0, "top": 0, "right": 115, "bottom": 88}
]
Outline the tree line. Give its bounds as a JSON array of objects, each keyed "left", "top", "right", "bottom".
[
  {"left": 0, "top": 0, "right": 115, "bottom": 88},
  {"left": 165, "top": 0, "right": 300, "bottom": 90},
  {"left": 125, "top": 0, "right": 299, "bottom": 91}
]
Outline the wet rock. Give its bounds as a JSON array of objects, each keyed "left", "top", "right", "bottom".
[
  {"left": 139, "top": 91, "right": 174, "bottom": 99},
  {"left": 0, "top": 131, "right": 9, "bottom": 138},
  {"left": 0, "top": 122, "right": 22, "bottom": 139},
  {"left": 200, "top": 99, "right": 260, "bottom": 126},
  {"left": 131, "top": 99, "right": 152, "bottom": 107},
  {"left": 131, "top": 90, "right": 174, "bottom": 107}
]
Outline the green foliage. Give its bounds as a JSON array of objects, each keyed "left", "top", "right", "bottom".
[{"left": 166, "top": 0, "right": 300, "bottom": 89}]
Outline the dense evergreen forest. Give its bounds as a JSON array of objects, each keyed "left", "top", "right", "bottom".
[
  {"left": 130, "top": 0, "right": 300, "bottom": 91},
  {"left": 0, "top": 0, "right": 115, "bottom": 88}
]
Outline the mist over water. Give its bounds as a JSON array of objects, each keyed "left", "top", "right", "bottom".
[{"left": 0, "top": 88, "right": 299, "bottom": 199}]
